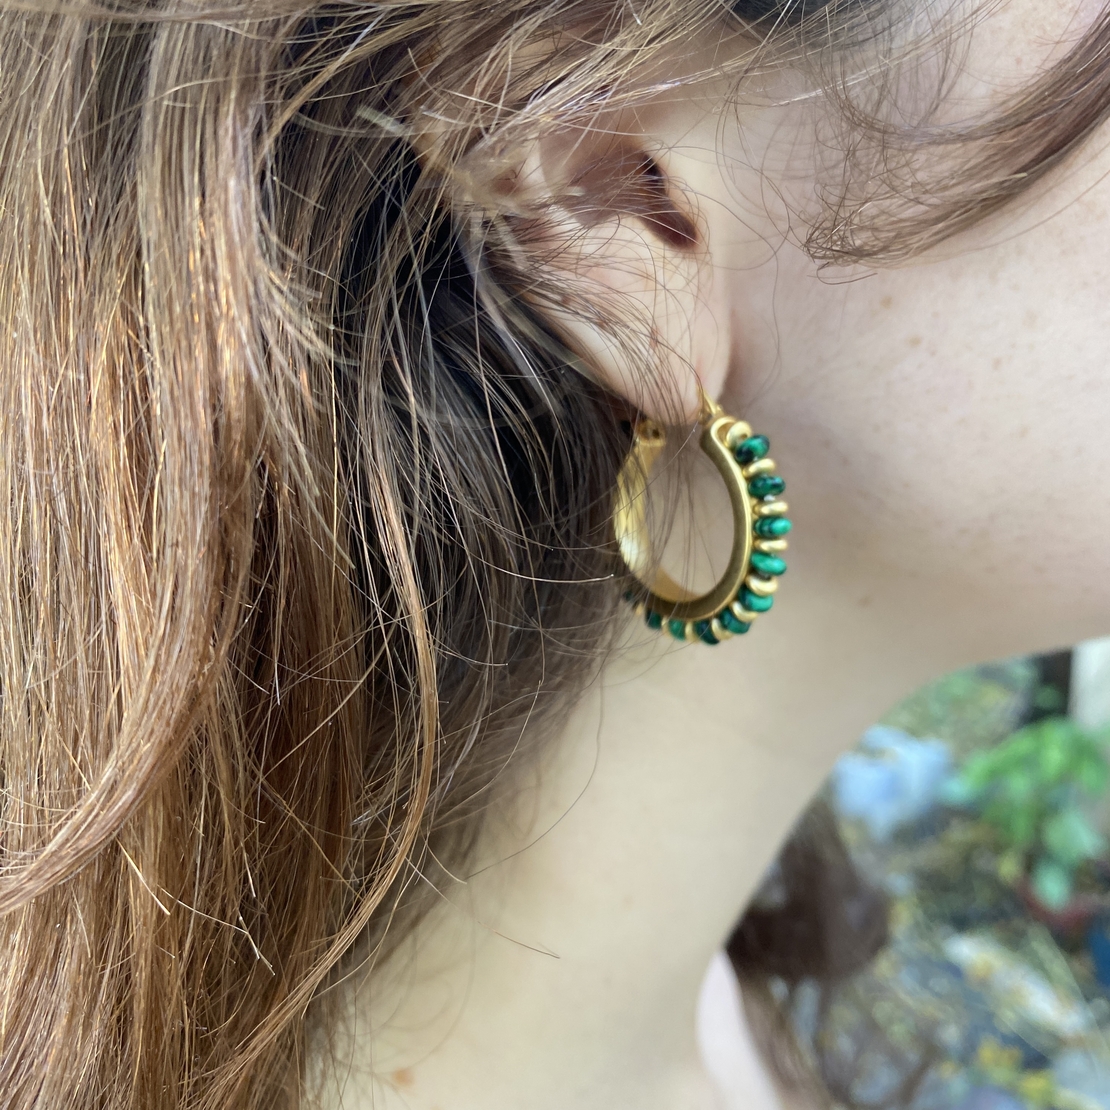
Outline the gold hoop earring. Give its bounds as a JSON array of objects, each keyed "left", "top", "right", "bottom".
[{"left": 614, "top": 392, "right": 791, "bottom": 644}]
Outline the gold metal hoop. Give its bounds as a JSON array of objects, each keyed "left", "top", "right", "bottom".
[{"left": 614, "top": 395, "right": 791, "bottom": 644}]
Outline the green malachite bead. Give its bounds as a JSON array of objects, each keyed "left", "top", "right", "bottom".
[
  {"left": 668, "top": 618, "right": 688, "bottom": 640},
  {"left": 693, "top": 620, "right": 719, "bottom": 645},
  {"left": 750, "top": 551, "right": 787, "bottom": 577},
  {"left": 739, "top": 586, "right": 774, "bottom": 613},
  {"left": 754, "top": 516, "right": 792, "bottom": 539},
  {"left": 720, "top": 609, "right": 751, "bottom": 635},
  {"left": 734, "top": 435, "right": 770, "bottom": 465},
  {"left": 748, "top": 473, "right": 786, "bottom": 499},
  {"left": 645, "top": 609, "right": 663, "bottom": 630}
]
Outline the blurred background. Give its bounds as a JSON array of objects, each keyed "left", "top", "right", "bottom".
[{"left": 715, "top": 637, "right": 1110, "bottom": 1110}]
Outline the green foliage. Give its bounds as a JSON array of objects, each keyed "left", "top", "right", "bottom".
[
  {"left": 943, "top": 717, "right": 1110, "bottom": 911},
  {"left": 883, "top": 661, "right": 1035, "bottom": 761}
]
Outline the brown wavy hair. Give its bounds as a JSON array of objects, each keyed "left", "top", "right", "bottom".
[{"left": 2, "top": 2, "right": 1110, "bottom": 1108}]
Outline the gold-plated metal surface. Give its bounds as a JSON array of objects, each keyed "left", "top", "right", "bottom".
[
  {"left": 731, "top": 601, "right": 761, "bottom": 623},
  {"left": 614, "top": 404, "right": 756, "bottom": 623},
  {"left": 744, "top": 574, "right": 778, "bottom": 597},
  {"left": 741, "top": 459, "right": 776, "bottom": 479},
  {"left": 724, "top": 421, "right": 754, "bottom": 448},
  {"left": 614, "top": 391, "right": 790, "bottom": 642}
]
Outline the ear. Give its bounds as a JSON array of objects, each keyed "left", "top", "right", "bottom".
[{"left": 501, "top": 110, "right": 736, "bottom": 424}]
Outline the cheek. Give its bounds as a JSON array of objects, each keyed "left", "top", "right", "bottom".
[{"left": 731, "top": 202, "right": 1110, "bottom": 629}]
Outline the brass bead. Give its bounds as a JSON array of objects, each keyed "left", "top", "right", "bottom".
[
  {"left": 754, "top": 499, "right": 788, "bottom": 518},
  {"left": 742, "top": 458, "right": 776, "bottom": 479},
  {"left": 710, "top": 617, "right": 731, "bottom": 642},
  {"left": 731, "top": 601, "right": 760, "bottom": 623},
  {"left": 754, "top": 538, "right": 789, "bottom": 554},
  {"left": 724, "top": 420, "right": 754, "bottom": 448},
  {"left": 745, "top": 574, "right": 779, "bottom": 597}
]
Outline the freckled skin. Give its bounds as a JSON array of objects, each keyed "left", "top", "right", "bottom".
[{"left": 640, "top": 31, "right": 1110, "bottom": 658}]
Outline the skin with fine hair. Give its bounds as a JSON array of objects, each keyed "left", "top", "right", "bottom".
[{"left": 0, "top": 1, "right": 1109, "bottom": 1109}]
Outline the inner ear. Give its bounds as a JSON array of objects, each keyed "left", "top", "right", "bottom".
[{"left": 558, "top": 134, "right": 699, "bottom": 250}]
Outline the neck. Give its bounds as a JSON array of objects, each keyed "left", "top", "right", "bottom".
[{"left": 316, "top": 519, "right": 970, "bottom": 1110}]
